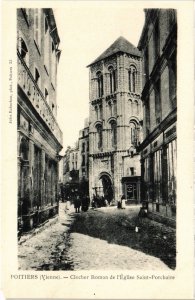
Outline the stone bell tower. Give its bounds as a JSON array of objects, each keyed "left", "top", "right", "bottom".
[{"left": 88, "top": 36, "right": 142, "bottom": 203}]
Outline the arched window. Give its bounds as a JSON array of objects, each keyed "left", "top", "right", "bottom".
[
  {"left": 110, "top": 120, "right": 117, "bottom": 147},
  {"left": 99, "top": 104, "right": 103, "bottom": 119},
  {"left": 108, "top": 101, "right": 112, "bottom": 116},
  {"left": 134, "top": 100, "right": 139, "bottom": 115},
  {"left": 95, "top": 105, "right": 98, "bottom": 119},
  {"left": 108, "top": 66, "right": 116, "bottom": 94},
  {"left": 97, "top": 71, "right": 103, "bottom": 98},
  {"left": 128, "top": 65, "right": 137, "bottom": 93},
  {"left": 96, "top": 124, "right": 103, "bottom": 149},
  {"left": 130, "top": 121, "right": 139, "bottom": 146},
  {"left": 128, "top": 99, "right": 133, "bottom": 115}
]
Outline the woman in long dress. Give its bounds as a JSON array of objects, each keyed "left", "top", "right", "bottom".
[{"left": 121, "top": 194, "right": 126, "bottom": 209}]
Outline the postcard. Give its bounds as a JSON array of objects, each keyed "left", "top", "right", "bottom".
[{"left": 1, "top": 1, "right": 194, "bottom": 299}]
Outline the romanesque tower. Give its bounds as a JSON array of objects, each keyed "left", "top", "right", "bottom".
[{"left": 88, "top": 36, "right": 142, "bottom": 203}]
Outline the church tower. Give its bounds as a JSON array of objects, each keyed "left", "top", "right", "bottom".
[{"left": 88, "top": 36, "right": 142, "bottom": 203}]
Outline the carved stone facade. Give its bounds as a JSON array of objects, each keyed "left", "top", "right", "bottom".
[
  {"left": 17, "top": 9, "right": 63, "bottom": 233},
  {"left": 88, "top": 37, "right": 143, "bottom": 203}
]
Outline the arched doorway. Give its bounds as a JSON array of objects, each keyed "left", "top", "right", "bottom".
[{"left": 99, "top": 173, "right": 114, "bottom": 203}]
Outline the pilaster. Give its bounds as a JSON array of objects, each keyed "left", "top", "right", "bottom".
[
  {"left": 29, "top": 140, "right": 34, "bottom": 209},
  {"left": 40, "top": 149, "right": 46, "bottom": 208}
]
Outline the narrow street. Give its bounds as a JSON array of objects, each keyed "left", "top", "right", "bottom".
[{"left": 18, "top": 204, "right": 175, "bottom": 271}]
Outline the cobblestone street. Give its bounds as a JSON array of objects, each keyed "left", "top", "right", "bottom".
[{"left": 18, "top": 203, "right": 174, "bottom": 270}]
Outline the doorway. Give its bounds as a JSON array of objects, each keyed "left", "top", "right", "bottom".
[{"left": 99, "top": 174, "right": 114, "bottom": 203}]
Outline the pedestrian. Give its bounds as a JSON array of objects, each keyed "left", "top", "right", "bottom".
[
  {"left": 91, "top": 194, "right": 96, "bottom": 209},
  {"left": 121, "top": 194, "right": 126, "bottom": 209},
  {"left": 64, "top": 196, "right": 70, "bottom": 212},
  {"left": 81, "top": 196, "right": 89, "bottom": 212},
  {"left": 117, "top": 200, "right": 122, "bottom": 209},
  {"left": 66, "top": 196, "right": 70, "bottom": 210},
  {"left": 74, "top": 195, "right": 81, "bottom": 213}
]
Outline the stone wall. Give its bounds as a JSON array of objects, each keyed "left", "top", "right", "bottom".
[{"left": 89, "top": 44, "right": 143, "bottom": 203}]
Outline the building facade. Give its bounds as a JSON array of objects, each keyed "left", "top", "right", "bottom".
[
  {"left": 138, "top": 9, "right": 177, "bottom": 221},
  {"left": 88, "top": 36, "right": 143, "bottom": 204},
  {"left": 63, "top": 118, "right": 90, "bottom": 200},
  {"left": 17, "top": 9, "right": 63, "bottom": 232},
  {"left": 63, "top": 145, "right": 80, "bottom": 199},
  {"left": 78, "top": 119, "right": 89, "bottom": 197}
]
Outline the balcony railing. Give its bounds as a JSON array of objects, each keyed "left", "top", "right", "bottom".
[{"left": 17, "top": 51, "right": 63, "bottom": 145}]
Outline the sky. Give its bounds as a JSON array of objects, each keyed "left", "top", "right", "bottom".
[{"left": 54, "top": 3, "right": 145, "bottom": 154}]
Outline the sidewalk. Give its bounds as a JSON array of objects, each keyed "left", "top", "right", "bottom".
[
  {"left": 18, "top": 203, "right": 75, "bottom": 270},
  {"left": 19, "top": 202, "right": 72, "bottom": 245}
]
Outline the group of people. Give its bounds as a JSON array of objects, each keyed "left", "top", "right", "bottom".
[
  {"left": 64, "top": 194, "right": 127, "bottom": 213},
  {"left": 73, "top": 195, "right": 90, "bottom": 213},
  {"left": 91, "top": 195, "right": 111, "bottom": 208}
]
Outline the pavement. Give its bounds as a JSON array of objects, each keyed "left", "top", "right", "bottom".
[{"left": 18, "top": 203, "right": 175, "bottom": 270}]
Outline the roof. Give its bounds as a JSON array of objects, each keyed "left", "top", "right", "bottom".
[{"left": 87, "top": 36, "right": 141, "bottom": 67}]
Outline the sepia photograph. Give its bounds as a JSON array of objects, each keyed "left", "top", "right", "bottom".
[
  {"left": 17, "top": 7, "right": 177, "bottom": 271},
  {"left": 1, "top": 1, "right": 194, "bottom": 299}
]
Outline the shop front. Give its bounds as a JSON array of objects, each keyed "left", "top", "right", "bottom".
[{"left": 122, "top": 176, "right": 141, "bottom": 204}]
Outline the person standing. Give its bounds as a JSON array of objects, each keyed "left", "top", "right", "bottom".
[
  {"left": 121, "top": 194, "right": 126, "bottom": 209},
  {"left": 81, "top": 195, "right": 89, "bottom": 212},
  {"left": 74, "top": 195, "right": 81, "bottom": 213}
]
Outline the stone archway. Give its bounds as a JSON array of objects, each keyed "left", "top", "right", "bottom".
[{"left": 99, "top": 173, "right": 114, "bottom": 203}]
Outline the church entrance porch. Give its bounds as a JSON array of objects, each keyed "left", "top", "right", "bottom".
[
  {"left": 100, "top": 174, "right": 114, "bottom": 204},
  {"left": 92, "top": 173, "right": 114, "bottom": 206}
]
